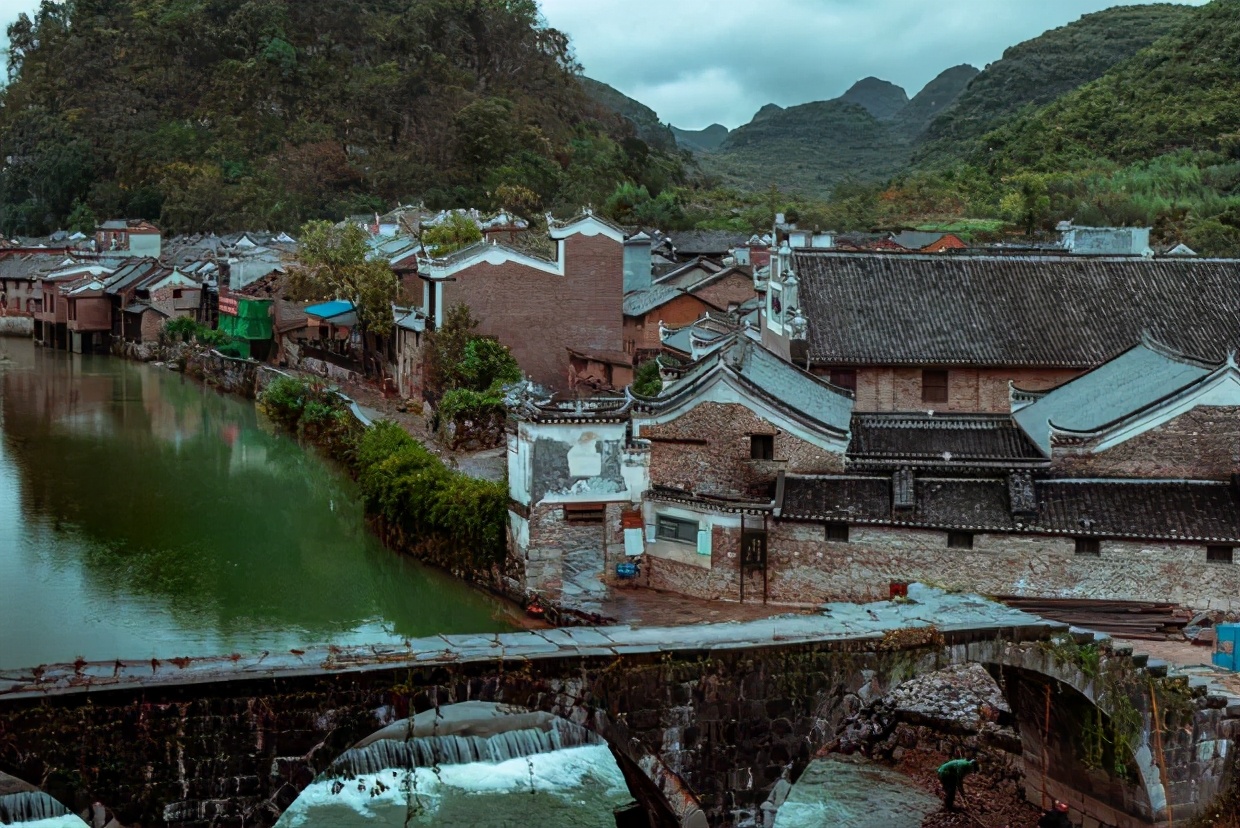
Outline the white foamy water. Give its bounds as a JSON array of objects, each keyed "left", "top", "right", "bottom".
[{"left": 277, "top": 744, "right": 633, "bottom": 827}]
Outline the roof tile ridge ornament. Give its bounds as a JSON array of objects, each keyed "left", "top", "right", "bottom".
[{"left": 1138, "top": 329, "right": 1221, "bottom": 369}]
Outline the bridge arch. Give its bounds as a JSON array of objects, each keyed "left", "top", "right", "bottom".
[{"left": 270, "top": 700, "right": 703, "bottom": 828}]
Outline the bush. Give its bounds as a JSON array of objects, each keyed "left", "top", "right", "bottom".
[
  {"left": 257, "top": 375, "right": 361, "bottom": 457},
  {"left": 162, "top": 317, "right": 234, "bottom": 348},
  {"left": 280, "top": 408, "right": 510, "bottom": 571},
  {"left": 632, "top": 360, "right": 663, "bottom": 397}
]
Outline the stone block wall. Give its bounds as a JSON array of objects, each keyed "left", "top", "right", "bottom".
[
  {"left": 644, "top": 402, "right": 843, "bottom": 497},
  {"left": 637, "top": 520, "right": 1240, "bottom": 611},
  {"left": 1053, "top": 406, "right": 1240, "bottom": 480},
  {"left": 521, "top": 501, "right": 625, "bottom": 599}
]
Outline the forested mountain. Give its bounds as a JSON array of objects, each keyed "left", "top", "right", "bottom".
[
  {"left": 981, "top": 1, "right": 1240, "bottom": 170},
  {"left": 0, "top": 0, "right": 686, "bottom": 235},
  {"left": 671, "top": 124, "right": 729, "bottom": 153},
  {"left": 579, "top": 77, "right": 677, "bottom": 151},
  {"left": 915, "top": 3, "right": 1195, "bottom": 166},
  {"left": 691, "top": 69, "right": 975, "bottom": 198}
]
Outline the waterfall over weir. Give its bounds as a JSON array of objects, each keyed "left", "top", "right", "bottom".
[
  {"left": 0, "top": 791, "right": 72, "bottom": 824},
  {"left": 329, "top": 717, "right": 603, "bottom": 778}
]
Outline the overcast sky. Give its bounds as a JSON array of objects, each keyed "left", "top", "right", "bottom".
[{"left": 540, "top": 0, "right": 1209, "bottom": 130}]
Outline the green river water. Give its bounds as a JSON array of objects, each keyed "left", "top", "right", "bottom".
[
  {"left": 0, "top": 338, "right": 511, "bottom": 669},
  {"left": 0, "top": 339, "right": 636, "bottom": 825}
]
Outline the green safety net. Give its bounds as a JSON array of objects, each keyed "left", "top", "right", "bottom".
[{"left": 219, "top": 298, "right": 273, "bottom": 341}]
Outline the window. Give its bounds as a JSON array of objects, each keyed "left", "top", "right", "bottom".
[
  {"left": 1208, "top": 545, "right": 1234, "bottom": 564},
  {"left": 829, "top": 369, "right": 857, "bottom": 392},
  {"left": 563, "top": 503, "right": 605, "bottom": 525},
  {"left": 922, "top": 370, "right": 949, "bottom": 404},
  {"left": 826, "top": 523, "right": 850, "bottom": 542},
  {"left": 1075, "top": 538, "right": 1101, "bottom": 556},
  {"left": 750, "top": 434, "right": 774, "bottom": 460},
  {"left": 947, "top": 531, "right": 973, "bottom": 550},
  {"left": 656, "top": 515, "right": 699, "bottom": 544},
  {"left": 173, "top": 288, "right": 183, "bottom": 299}
]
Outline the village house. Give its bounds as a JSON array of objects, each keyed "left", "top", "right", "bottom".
[
  {"left": 416, "top": 211, "right": 627, "bottom": 392},
  {"left": 760, "top": 249, "right": 1240, "bottom": 413},
  {"left": 507, "top": 327, "right": 1240, "bottom": 613},
  {"left": 95, "top": 219, "right": 162, "bottom": 258},
  {"left": 622, "top": 257, "right": 757, "bottom": 363},
  {"left": 35, "top": 263, "right": 115, "bottom": 350}
]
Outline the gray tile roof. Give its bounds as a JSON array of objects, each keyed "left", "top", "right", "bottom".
[
  {"left": 668, "top": 231, "right": 748, "bottom": 256},
  {"left": 888, "top": 231, "right": 946, "bottom": 250},
  {"left": 623, "top": 285, "right": 688, "bottom": 317},
  {"left": 639, "top": 335, "right": 853, "bottom": 436},
  {"left": 781, "top": 476, "right": 1240, "bottom": 542},
  {"left": 1013, "top": 343, "right": 1216, "bottom": 454},
  {"left": 793, "top": 252, "right": 1240, "bottom": 367},
  {"left": 849, "top": 413, "right": 1046, "bottom": 467}
]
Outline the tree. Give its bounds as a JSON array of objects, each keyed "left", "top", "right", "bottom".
[
  {"left": 287, "top": 220, "right": 401, "bottom": 375},
  {"left": 1000, "top": 173, "right": 1052, "bottom": 235},
  {"left": 422, "top": 213, "right": 483, "bottom": 256}
]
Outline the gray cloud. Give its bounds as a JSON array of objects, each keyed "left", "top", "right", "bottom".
[{"left": 540, "top": 0, "right": 1209, "bottom": 129}]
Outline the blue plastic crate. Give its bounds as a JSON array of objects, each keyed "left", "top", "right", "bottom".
[{"left": 1214, "top": 624, "right": 1239, "bottom": 671}]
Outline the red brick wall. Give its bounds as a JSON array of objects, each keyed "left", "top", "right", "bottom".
[
  {"left": 641, "top": 401, "right": 844, "bottom": 497},
  {"left": 1052, "top": 406, "right": 1240, "bottom": 480},
  {"left": 141, "top": 311, "right": 165, "bottom": 343},
  {"left": 68, "top": 296, "right": 112, "bottom": 331},
  {"left": 692, "top": 271, "right": 756, "bottom": 310},
  {"left": 624, "top": 293, "right": 711, "bottom": 355},
  {"left": 440, "top": 234, "right": 623, "bottom": 390},
  {"left": 850, "top": 366, "right": 1081, "bottom": 413}
]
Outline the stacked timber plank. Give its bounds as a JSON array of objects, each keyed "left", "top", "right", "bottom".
[{"left": 996, "top": 597, "right": 1188, "bottom": 639}]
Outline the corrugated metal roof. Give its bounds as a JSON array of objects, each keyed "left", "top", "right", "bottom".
[
  {"left": 794, "top": 252, "right": 1240, "bottom": 366},
  {"left": 1013, "top": 343, "right": 1214, "bottom": 453}
]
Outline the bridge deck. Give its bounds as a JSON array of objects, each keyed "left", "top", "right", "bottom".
[{"left": 0, "top": 586, "right": 1066, "bottom": 700}]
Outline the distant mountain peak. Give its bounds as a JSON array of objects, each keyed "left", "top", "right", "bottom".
[
  {"left": 670, "top": 123, "right": 730, "bottom": 152},
  {"left": 839, "top": 77, "right": 909, "bottom": 119},
  {"left": 753, "top": 103, "right": 785, "bottom": 122}
]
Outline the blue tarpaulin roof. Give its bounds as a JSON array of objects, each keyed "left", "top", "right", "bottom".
[{"left": 304, "top": 300, "right": 357, "bottom": 325}]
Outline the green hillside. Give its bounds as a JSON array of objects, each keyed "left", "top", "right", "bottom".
[
  {"left": 838, "top": 77, "right": 909, "bottom": 120},
  {"left": 916, "top": 3, "right": 1195, "bottom": 165},
  {"left": 983, "top": 0, "right": 1240, "bottom": 169},
  {"left": 0, "top": 0, "right": 686, "bottom": 235},
  {"left": 579, "top": 76, "right": 677, "bottom": 151}
]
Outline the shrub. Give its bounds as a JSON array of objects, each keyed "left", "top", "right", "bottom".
[{"left": 632, "top": 360, "right": 663, "bottom": 397}]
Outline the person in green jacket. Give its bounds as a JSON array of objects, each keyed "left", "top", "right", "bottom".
[{"left": 937, "top": 758, "right": 978, "bottom": 810}]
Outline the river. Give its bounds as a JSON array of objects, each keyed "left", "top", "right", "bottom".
[{"left": 0, "top": 340, "right": 636, "bottom": 826}]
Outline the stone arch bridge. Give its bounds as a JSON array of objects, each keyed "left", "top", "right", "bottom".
[{"left": 0, "top": 596, "right": 1235, "bottom": 827}]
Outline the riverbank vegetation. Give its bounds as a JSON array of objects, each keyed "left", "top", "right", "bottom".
[{"left": 257, "top": 376, "right": 507, "bottom": 573}]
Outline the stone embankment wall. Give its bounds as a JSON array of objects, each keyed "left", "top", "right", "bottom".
[
  {"left": 637, "top": 521, "right": 1240, "bottom": 612},
  {"left": 0, "top": 316, "right": 33, "bottom": 337}
]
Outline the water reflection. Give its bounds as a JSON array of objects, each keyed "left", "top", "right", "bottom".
[{"left": 0, "top": 340, "right": 510, "bottom": 669}]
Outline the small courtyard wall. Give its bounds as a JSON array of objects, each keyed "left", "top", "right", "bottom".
[
  {"left": 1053, "top": 406, "right": 1240, "bottom": 480},
  {"left": 635, "top": 520, "right": 1240, "bottom": 612}
]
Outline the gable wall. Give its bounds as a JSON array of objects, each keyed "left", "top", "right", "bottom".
[
  {"left": 691, "top": 271, "right": 756, "bottom": 310},
  {"left": 440, "top": 234, "right": 622, "bottom": 390},
  {"left": 1052, "top": 406, "right": 1240, "bottom": 479},
  {"left": 849, "top": 366, "right": 1081, "bottom": 413},
  {"left": 641, "top": 401, "right": 844, "bottom": 498},
  {"left": 624, "top": 293, "right": 711, "bottom": 356}
]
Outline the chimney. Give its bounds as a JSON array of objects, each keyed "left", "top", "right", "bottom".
[{"left": 624, "top": 232, "right": 653, "bottom": 294}]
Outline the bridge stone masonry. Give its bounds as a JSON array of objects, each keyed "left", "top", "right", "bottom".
[{"left": 0, "top": 587, "right": 1236, "bottom": 828}]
